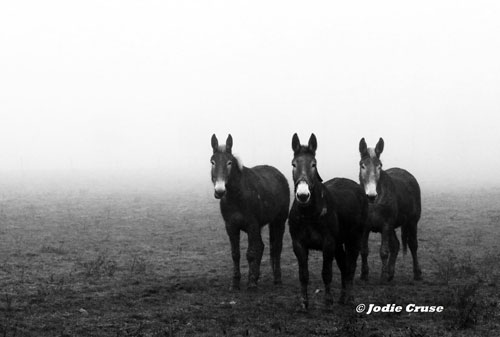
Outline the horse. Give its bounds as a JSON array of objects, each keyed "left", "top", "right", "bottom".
[
  {"left": 288, "top": 133, "right": 367, "bottom": 309},
  {"left": 358, "top": 137, "right": 422, "bottom": 282},
  {"left": 210, "top": 134, "right": 290, "bottom": 290}
]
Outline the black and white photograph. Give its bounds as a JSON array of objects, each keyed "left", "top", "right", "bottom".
[{"left": 1, "top": 1, "right": 499, "bottom": 336}]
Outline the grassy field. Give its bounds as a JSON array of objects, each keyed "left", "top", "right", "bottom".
[{"left": 0, "top": 177, "right": 499, "bottom": 336}]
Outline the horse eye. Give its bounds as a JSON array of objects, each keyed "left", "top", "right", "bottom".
[
  {"left": 311, "top": 163, "right": 316, "bottom": 168},
  {"left": 292, "top": 163, "right": 296, "bottom": 168},
  {"left": 211, "top": 160, "right": 215, "bottom": 165},
  {"left": 227, "top": 161, "right": 232, "bottom": 166}
]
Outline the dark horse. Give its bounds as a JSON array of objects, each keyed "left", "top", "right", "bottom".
[
  {"left": 358, "top": 137, "right": 422, "bottom": 282},
  {"left": 210, "top": 134, "right": 290, "bottom": 290},
  {"left": 288, "top": 133, "right": 367, "bottom": 309}
]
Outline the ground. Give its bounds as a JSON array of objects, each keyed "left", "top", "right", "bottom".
[{"left": 0, "top": 180, "right": 499, "bottom": 336}]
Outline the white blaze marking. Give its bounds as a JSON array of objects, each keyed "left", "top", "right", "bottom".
[
  {"left": 214, "top": 180, "right": 226, "bottom": 193},
  {"left": 296, "top": 181, "right": 310, "bottom": 196}
]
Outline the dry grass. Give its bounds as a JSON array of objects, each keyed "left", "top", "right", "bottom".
[{"left": 0, "top": 183, "right": 499, "bottom": 336}]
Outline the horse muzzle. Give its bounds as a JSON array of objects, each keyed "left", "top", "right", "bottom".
[
  {"left": 214, "top": 190, "right": 226, "bottom": 199},
  {"left": 366, "top": 194, "right": 377, "bottom": 203},
  {"left": 364, "top": 181, "right": 378, "bottom": 203},
  {"left": 296, "top": 193, "right": 310, "bottom": 204},
  {"left": 295, "top": 181, "right": 311, "bottom": 204},
  {"left": 214, "top": 181, "right": 226, "bottom": 199}
]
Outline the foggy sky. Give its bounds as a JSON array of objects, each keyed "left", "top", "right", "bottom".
[{"left": 1, "top": 1, "right": 500, "bottom": 190}]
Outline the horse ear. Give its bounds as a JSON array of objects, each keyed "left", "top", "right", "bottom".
[
  {"left": 226, "top": 134, "right": 233, "bottom": 154},
  {"left": 308, "top": 133, "right": 317, "bottom": 154},
  {"left": 375, "top": 137, "right": 384, "bottom": 157},
  {"left": 292, "top": 133, "right": 301, "bottom": 153},
  {"left": 359, "top": 138, "right": 368, "bottom": 157},
  {"left": 211, "top": 134, "right": 219, "bottom": 153}
]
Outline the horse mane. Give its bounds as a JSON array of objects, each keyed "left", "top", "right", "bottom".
[
  {"left": 367, "top": 148, "right": 377, "bottom": 158},
  {"left": 294, "top": 145, "right": 315, "bottom": 156},
  {"left": 214, "top": 144, "right": 243, "bottom": 171},
  {"left": 360, "top": 147, "right": 380, "bottom": 161},
  {"left": 233, "top": 154, "right": 244, "bottom": 171}
]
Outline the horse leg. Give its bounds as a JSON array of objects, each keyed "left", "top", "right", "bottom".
[
  {"left": 344, "top": 238, "right": 360, "bottom": 304},
  {"left": 292, "top": 240, "right": 309, "bottom": 309},
  {"left": 387, "top": 229, "right": 400, "bottom": 281},
  {"left": 246, "top": 223, "right": 264, "bottom": 290},
  {"left": 408, "top": 221, "right": 422, "bottom": 280},
  {"left": 322, "top": 243, "right": 335, "bottom": 306},
  {"left": 379, "top": 225, "right": 391, "bottom": 282},
  {"left": 225, "top": 223, "right": 241, "bottom": 291},
  {"left": 334, "top": 243, "right": 348, "bottom": 304},
  {"left": 360, "top": 229, "right": 370, "bottom": 281},
  {"left": 269, "top": 215, "right": 286, "bottom": 285}
]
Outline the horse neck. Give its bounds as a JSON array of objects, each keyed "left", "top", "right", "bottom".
[
  {"left": 301, "top": 181, "right": 327, "bottom": 215},
  {"left": 377, "top": 169, "right": 394, "bottom": 202},
  {"left": 225, "top": 165, "right": 244, "bottom": 196}
]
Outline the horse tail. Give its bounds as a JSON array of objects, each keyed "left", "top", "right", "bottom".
[{"left": 401, "top": 225, "right": 408, "bottom": 256}]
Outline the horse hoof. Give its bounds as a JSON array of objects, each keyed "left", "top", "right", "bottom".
[
  {"left": 338, "top": 297, "right": 354, "bottom": 305},
  {"left": 247, "top": 282, "right": 258, "bottom": 291},
  {"left": 343, "top": 295, "right": 355, "bottom": 305},
  {"left": 274, "top": 279, "right": 283, "bottom": 286},
  {"left": 337, "top": 291, "right": 347, "bottom": 305},
  {"left": 380, "top": 273, "right": 391, "bottom": 283},
  {"left": 360, "top": 274, "right": 369, "bottom": 281}
]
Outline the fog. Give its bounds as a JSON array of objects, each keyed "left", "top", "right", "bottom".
[{"left": 1, "top": 1, "right": 500, "bottom": 192}]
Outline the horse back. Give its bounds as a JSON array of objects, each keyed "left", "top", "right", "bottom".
[
  {"left": 386, "top": 168, "right": 421, "bottom": 222},
  {"left": 250, "top": 165, "right": 290, "bottom": 203},
  {"left": 239, "top": 165, "right": 290, "bottom": 221}
]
